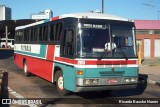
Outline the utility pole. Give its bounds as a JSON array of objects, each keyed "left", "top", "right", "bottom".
[
  {"left": 5, "top": 26, "right": 8, "bottom": 48},
  {"left": 102, "top": 0, "right": 104, "bottom": 14}
]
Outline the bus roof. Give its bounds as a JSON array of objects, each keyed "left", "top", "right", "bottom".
[
  {"left": 16, "top": 12, "right": 132, "bottom": 30},
  {"left": 15, "top": 19, "right": 50, "bottom": 30},
  {"left": 57, "top": 12, "right": 131, "bottom": 22}
]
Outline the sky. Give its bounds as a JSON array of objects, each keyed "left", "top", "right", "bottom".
[{"left": 1, "top": 0, "right": 160, "bottom": 20}]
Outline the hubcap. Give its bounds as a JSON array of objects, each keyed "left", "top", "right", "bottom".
[
  {"left": 24, "top": 64, "right": 27, "bottom": 73},
  {"left": 58, "top": 76, "right": 64, "bottom": 90}
]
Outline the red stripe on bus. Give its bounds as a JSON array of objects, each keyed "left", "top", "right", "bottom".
[
  {"left": 51, "top": 16, "right": 59, "bottom": 21},
  {"left": 85, "top": 60, "right": 136, "bottom": 65},
  {"left": 55, "top": 57, "right": 78, "bottom": 64},
  {"left": 46, "top": 45, "right": 55, "bottom": 61},
  {"left": 55, "top": 57, "right": 137, "bottom": 65}
]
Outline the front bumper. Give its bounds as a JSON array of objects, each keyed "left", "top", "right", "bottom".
[
  {"left": 75, "top": 84, "right": 137, "bottom": 92},
  {"left": 75, "top": 77, "right": 138, "bottom": 92}
]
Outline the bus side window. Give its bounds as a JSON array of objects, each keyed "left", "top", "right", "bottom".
[
  {"left": 50, "top": 24, "right": 54, "bottom": 41},
  {"left": 55, "top": 23, "right": 62, "bottom": 41},
  {"left": 34, "top": 28, "right": 38, "bottom": 41},
  {"left": 31, "top": 29, "right": 34, "bottom": 41},
  {"left": 62, "top": 29, "right": 74, "bottom": 56},
  {"left": 20, "top": 31, "right": 24, "bottom": 41},
  {"left": 43, "top": 26, "right": 48, "bottom": 41},
  {"left": 39, "top": 27, "right": 43, "bottom": 41},
  {"left": 15, "top": 31, "right": 19, "bottom": 42},
  {"left": 24, "top": 30, "right": 29, "bottom": 41}
]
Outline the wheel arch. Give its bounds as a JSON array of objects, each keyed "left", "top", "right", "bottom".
[
  {"left": 23, "top": 58, "right": 26, "bottom": 65},
  {"left": 53, "top": 66, "right": 62, "bottom": 83}
]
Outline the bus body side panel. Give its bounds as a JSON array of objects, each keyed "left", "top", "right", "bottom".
[
  {"left": 46, "top": 45, "right": 55, "bottom": 61},
  {"left": 14, "top": 53, "right": 53, "bottom": 82},
  {"left": 27, "top": 55, "right": 53, "bottom": 82},
  {"left": 14, "top": 44, "right": 55, "bottom": 82}
]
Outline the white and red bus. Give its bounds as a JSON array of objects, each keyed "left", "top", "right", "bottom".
[{"left": 14, "top": 12, "right": 138, "bottom": 96}]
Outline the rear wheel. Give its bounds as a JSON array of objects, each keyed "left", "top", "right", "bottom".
[
  {"left": 55, "top": 70, "right": 70, "bottom": 96},
  {"left": 23, "top": 61, "right": 31, "bottom": 77}
]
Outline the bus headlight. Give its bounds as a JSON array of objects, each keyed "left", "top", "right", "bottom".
[
  {"left": 125, "top": 78, "right": 130, "bottom": 83},
  {"left": 131, "top": 78, "right": 137, "bottom": 82},
  {"left": 124, "top": 78, "right": 137, "bottom": 83},
  {"left": 84, "top": 79, "right": 99, "bottom": 85}
]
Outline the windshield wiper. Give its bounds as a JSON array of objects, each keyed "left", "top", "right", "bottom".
[
  {"left": 119, "top": 48, "right": 128, "bottom": 60},
  {"left": 98, "top": 48, "right": 128, "bottom": 60},
  {"left": 98, "top": 51, "right": 109, "bottom": 60}
]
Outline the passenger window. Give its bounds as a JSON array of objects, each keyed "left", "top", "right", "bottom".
[
  {"left": 31, "top": 29, "right": 34, "bottom": 41},
  {"left": 16, "top": 30, "right": 24, "bottom": 42},
  {"left": 43, "top": 26, "right": 48, "bottom": 41},
  {"left": 39, "top": 27, "right": 43, "bottom": 41},
  {"left": 56, "top": 23, "right": 62, "bottom": 40},
  {"left": 50, "top": 23, "right": 63, "bottom": 41},
  {"left": 24, "top": 30, "right": 29, "bottom": 41},
  {"left": 34, "top": 28, "right": 38, "bottom": 41},
  {"left": 50, "top": 24, "right": 55, "bottom": 41},
  {"left": 55, "top": 23, "right": 62, "bottom": 41}
]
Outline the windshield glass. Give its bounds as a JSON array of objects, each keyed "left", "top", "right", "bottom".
[
  {"left": 111, "top": 25, "right": 136, "bottom": 58},
  {"left": 76, "top": 22, "right": 137, "bottom": 58}
]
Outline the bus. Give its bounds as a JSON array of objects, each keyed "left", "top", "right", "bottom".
[
  {"left": 0, "top": 38, "right": 14, "bottom": 48},
  {"left": 14, "top": 12, "right": 138, "bottom": 96}
]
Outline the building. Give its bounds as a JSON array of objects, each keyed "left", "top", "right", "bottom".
[
  {"left": 135, "top": 20, "right": 160, "bottom": 59},
  {"left": 0, "top": 5, "right": 11, "bottom": 20},
  {"left": 31, "top": 9, "right": 53, "bottom": 20}
]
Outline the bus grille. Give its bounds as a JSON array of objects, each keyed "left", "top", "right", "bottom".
[{"left": 99, "top": 71, "right": 125, "bottom": 76}]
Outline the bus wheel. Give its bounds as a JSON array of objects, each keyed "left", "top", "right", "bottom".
[
  {"left": 55, "top": 70, "right": 70, "bottom": 96},
  {"left": 23, "top": 61, "right": 31, "bottom": 77}
]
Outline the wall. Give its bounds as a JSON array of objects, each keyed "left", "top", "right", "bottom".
[{"left": 136, "top": 34, "right": 160, "bottom": 59}]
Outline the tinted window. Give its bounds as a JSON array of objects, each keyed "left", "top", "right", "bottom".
[
  {"left": 62, "top": 29, "right": 74, "bottom": 56},
  {"left": 43, "top": 26, "right": 48, "bottom": 41}
]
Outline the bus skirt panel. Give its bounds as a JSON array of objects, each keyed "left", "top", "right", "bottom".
[{"left": 14, "top": 53, "right": 53, "bottom": 82}]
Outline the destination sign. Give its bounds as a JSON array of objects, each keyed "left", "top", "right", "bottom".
[{"left": 82, "top": 24, "right": 106, "bottom": 29}]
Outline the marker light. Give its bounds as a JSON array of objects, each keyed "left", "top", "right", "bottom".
[{"left": 77, "top": 70, "right": 83, "bottom": 75}]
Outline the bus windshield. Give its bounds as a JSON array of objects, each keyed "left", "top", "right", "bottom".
[{"left": 76, "top": 22, "right": 137, "bottom": 58}]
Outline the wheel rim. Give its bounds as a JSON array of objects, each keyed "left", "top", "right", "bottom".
[
  {"left": 24, "top": 64, "right": 27, "bottom": 73},
  {"left": 58, "top": 76, "right": 64, "bottom": 90}
]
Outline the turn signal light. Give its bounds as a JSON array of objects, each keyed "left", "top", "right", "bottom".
[{"left": 77, "top": 70, "right": 83, "bottom": 75}]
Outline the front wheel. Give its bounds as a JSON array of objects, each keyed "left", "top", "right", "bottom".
[
  {"left": 55, "top": 70, "right": 70, "bottom": 96},
  {"left": 23, "top": 61, "right": 31, "bottom": 77}
]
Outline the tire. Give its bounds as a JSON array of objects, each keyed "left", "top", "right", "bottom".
[
  {"left": 23, "top": 61, "right": 31, "bottom": 77},
  {"left": 55, "top": 70, "right": 70, "bottom": 96}
]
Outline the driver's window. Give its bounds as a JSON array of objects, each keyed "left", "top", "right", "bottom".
[{"left": 62, "top": 29, "right": 74, "bottom": 56}]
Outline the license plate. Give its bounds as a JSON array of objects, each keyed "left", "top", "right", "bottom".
[{"left": 107, "top": 78, "right": 118, "bottom": 84}]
